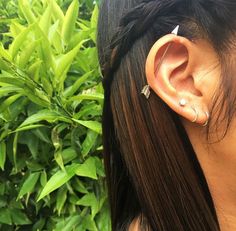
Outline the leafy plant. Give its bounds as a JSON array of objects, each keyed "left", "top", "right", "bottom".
[{"left": 0, "top": 0, "right": 110, "bottom": 230}]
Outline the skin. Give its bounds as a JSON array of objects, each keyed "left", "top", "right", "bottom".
[{"left": 129, "top": 34, "right": 236, "bottom": 230}]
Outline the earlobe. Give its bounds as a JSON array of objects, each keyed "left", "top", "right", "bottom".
[{"left": 145, "top": 34, "right": 210, "bottom": 126}]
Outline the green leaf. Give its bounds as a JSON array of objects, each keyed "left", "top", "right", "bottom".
[
  {"left": 61, "top": 0, "right": 79, "bottom": 44},
  {"left": 37, "top": 163, "right": 80, "bottom": 201},
  {"left": 40, "top": 171, "right": 47, "bottom": 187},
  {"left": 28, "top": 60, "right": 42, "bottom": 81},
  {"left": 0, "top": 43, "right": 11, "bottom": 61},
  {"left": 51, "top": 0, "right": 65, "bottom": 24},
  {"left": 55, "top": 39, "right": 88, "bottom": 82},
  {"left": 70, "top": 93, "right": 104, "bottom": 102},
  {"left": 54, "top": 151, "right": 65, "bottom": 171},
  {"left": 18, "top": 110, "right": 71, "bottom": 128},
  {"left": 72, "top": 119, "right": 102, "bottom": 134},
  {"left": 18, "top": 0, "right": 36, "bottom": 24},
  {"left": 9, "top": 24, "right": 34, "bottom": 58},
  {"left": 39, "top": 3, "right": 52, "bottom": 35},
  {"left": 49, "top": 20, "right": 63, "bottom": 53},
  {"left": 32, "top": 218, "right": 46, "bottom": 231},
  {"left": 12, "top": 124, "right": 44, "bottom": 133},
  {"left": 73, "top": 178, "right": 88, "bottom": 194},
  {"left": 0, "top": 94, "right": 22, "bottom": 113},
  {"left": 17, "top": 172, "right": 40, "bottom": 200},
  {"left": 75, "top": 157, "right": 97, "bottom": 179},
  {"left": 0, "top": 141, "right": 6, "bottom": 171},
  {"left": 9, "top": 21, "right": 26, "bottom": 38},
  {"left": 10, "top": 208, "right": 32, "bottom": 225},
  {"left": 81, "top": 214, "right": 98, "bottom": 231},
  {"left": 76, "top": 193, "right": 99, "bottom": 219},
  {"left": 0, "top": 86, "right": 22, "bottom": 97},
  {"left": 63, "top": 71, "right": 93, "bottom": 97},
  {"left": 96, "top": 200, "right": 111, "bottom": 231},
  {"left": 61, "top": 148, "right": 77, "bottom": 164},
  {"left": 56, "top": 185, "right": 67, "bottom": 216},
  {"left": 18, "top": 40, "right": 39, "bottom": 68},
  {"left": 0, "top": 208, "right": 12, "bottom": 225},
  {"left": 54, "top": 214, "right": 81, "bottom": 231},
  {"left": 81, "top": 130, "right": 98, "bottom": 157},
  {"left": 91, "top": 4, "right": 98, "bottom": 29},
  {"left": 94, "top": 157, "right": 105, "bottom": 177},
  {"left": 34, "top": 24, "right": 56, "bottom": 71}
]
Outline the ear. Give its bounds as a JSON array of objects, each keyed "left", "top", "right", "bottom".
[{"left": 145, "top": 34, "right": 216, "bottom": 126}]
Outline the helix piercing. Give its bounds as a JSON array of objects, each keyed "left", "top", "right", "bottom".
[
  {"left": 191, "top": 106, "right": 198, "bottom": 123},
  {"left": 141, "top": 25, "right": 180, "bottom": 99},
  {"left": 202, "top": 111, "right": 210, "bottom": 127}
]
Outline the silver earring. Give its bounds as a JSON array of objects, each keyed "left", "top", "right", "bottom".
[
  {"left": 141, "top": 85, "right": 151, "bottom": 99},
  {"left": 179, "top": 98, "right": 187, "bottom": 107},
  {"left": 202, "top": 111, "right": 210, "bottom": 127},
  {"left": 141, "top": 25, "right": 180, "bottom": 99},
  {"left": 191, "top": 106, "right": 198, "bottom": 123}
]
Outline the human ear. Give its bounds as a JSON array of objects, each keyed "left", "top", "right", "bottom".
[{"left": 145, "top": 34, "right": 216, "bottom": 125}]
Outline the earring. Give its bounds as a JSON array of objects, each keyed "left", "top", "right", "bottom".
[
  {"left": 191, "top": 106, "right": 198, "bottom": 123},
  {"left": 141, "top": 85, "right": 151, "bottom": 99},
  {"left": 202, "top": 111, "right": 210, "bottom": 127},
  {"left": 141, "top": 25, "right": 180, "bottom": 99},
  {"left": 179, "top": 98, "right": 187, "bottom": 107}
]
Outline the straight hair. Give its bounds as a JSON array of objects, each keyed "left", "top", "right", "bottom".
[{"left": 97, "top": 0, "right": 236, "bottom": 230}]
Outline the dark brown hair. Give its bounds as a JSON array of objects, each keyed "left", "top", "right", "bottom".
[{"left": 97, "top": 0, "right": 236, "bottom": 230}]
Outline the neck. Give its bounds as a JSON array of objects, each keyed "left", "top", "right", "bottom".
[{"left": 185, "top": 121, "right": 236, "bottom": 231}]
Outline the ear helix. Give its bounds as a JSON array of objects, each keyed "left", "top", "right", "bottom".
[{"left": 141, "top": 25, "right": 180, "bottom": 99}]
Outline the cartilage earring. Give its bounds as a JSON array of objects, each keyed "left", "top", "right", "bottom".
[
  {"left": 191, "top": 106, "right": 198, "bottom": 123},
  {"left": 141, "top": 85, "right": 151, "bottom": 99},
  {"left": 141, "top": 25, "right": 180, "bottom": 99},
  {"left": 179, "top": 99, "right": 187, "bottom": 107},
  {"left": 202, "top": 111, "right": 210, "bottom": 127}
]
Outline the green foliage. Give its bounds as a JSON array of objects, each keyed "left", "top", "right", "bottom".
[{"left": 0, "top": 0, "right": 110, "bottom": 230}]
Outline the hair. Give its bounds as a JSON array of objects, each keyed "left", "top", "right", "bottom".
[{"left": 96, "top": 0, "right": 236, "bottom": 230}]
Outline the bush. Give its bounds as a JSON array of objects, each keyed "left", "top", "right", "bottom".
[{"left": 0, "top": 0, "right": 110, "bottom": 230}]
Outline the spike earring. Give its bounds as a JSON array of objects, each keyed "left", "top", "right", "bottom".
[{"left": 141, "top": 25, "right": 180, "bottom": 99}]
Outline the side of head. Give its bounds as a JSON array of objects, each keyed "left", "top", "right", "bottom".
[{"left": 97, "top": 0, "right": 236, "bottom": 230}]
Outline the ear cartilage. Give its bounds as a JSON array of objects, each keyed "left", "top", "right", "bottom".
[{"left": 141, "top": 25, "right": 180, "bottom": 99}]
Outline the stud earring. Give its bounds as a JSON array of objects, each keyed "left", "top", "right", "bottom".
[
  {"left": 179, "top": 98, "right": 187, "bottom": 107},
  {"left": 191, "top": 106, "right": 199, "bottom": 123},
  {"left": 202, "top": 111, "right": 210, "bottom": 127}
]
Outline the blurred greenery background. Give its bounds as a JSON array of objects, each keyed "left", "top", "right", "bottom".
[{"left": 0, "top": 0, "right": 110, "bottom": 230}]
